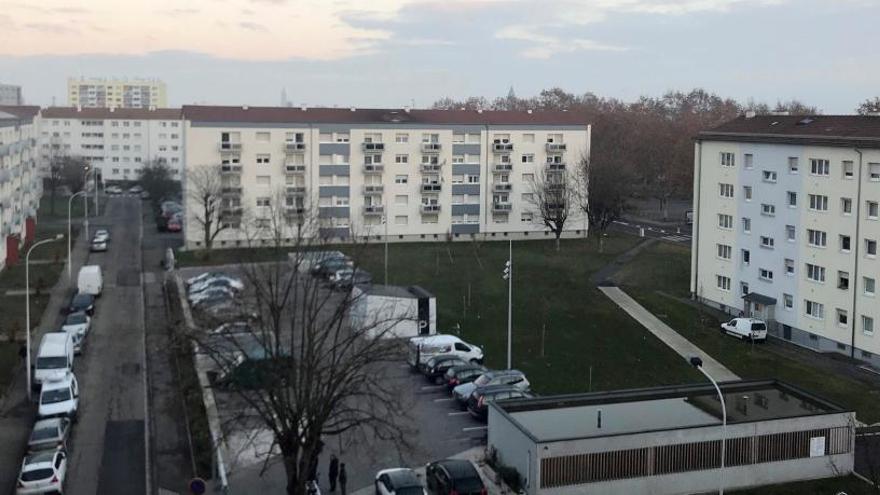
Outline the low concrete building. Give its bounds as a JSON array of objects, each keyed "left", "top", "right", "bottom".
[
  {"left": 350, "top": 284, "right": 436, "bottom": 339},
  {"left": 488, "top": 380, "right": 854, "bottom": 495}
]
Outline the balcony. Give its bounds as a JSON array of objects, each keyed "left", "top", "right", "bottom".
[
  {"left": 420, "top": 163, "right": 442, "bottom": 174},
  {"left": 492, "top": 202, "right": 512, "bottom": 213},
  {"left": 284, "top": 164, "right": 306, "bottom": 174},
  {"left": 421, "top": 142, "right": 442, "bottom": 154},
  {"left": 492, "top": 163, "right": 513, "bottom": 173},
  {"left": 362, "top": 142, "right": 385, "bottom": 153},
  {"left": 420, "top": 204, "right": 441, "bottom": 214},
  {"left": 284, "top": 142, "right": 306, "bottom": 153},
  {"left": 219, "top": 142, "right": 242, "bottom": 152},
  {"left": 284, "top": 206, "right": 305, "bottom": 219},
  {"left": 547, "top": 163, "right": 566, "bottom": 172},
  {"left": 220, "top": 186, "right": 243, "bottom": 196},
  {"left": 285, "top": 186, "right": 306, "bottom": 196},
  {"left": 421, "top": 183, "right": 442, "bottom": 194},
  {"left": 492, "top": 142, "right": 514, "bottom": 153},
  {"left": 493, "top": 183, "right": 513, "bottom": 193},
  {"left": 363, "top": 184, "right": 384, "bottom": 195},
  {"left": 363, "top": 164, "right": 385, "bottom": 174},
  {"left": 220, "top": 207, "right": 243, "bottom": 219},
  {"left": 220, "top": 164, "right": 242, "bottom": 174},
  {"left": 545, "top": 143, "right": 567, "bottom": 153},
  {"left": 363, "top": 205, "right": 385, "bottom": 216}
]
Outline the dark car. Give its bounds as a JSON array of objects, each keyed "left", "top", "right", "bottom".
[
  {"left": 311, "top": 258, "right": 351, "bottom": 278},
  {"left": 466, "top": 385, "right": 533, "bottom": 421},
  {"left": 424, "top": 459, "right": 485, "bottom": 495},
  {"left": 68, "top": 293, "right": 95, "bottom": 316},
  {"left": 443, "top": 365, "right": 488, "bottom": 392},
  {"left": 424, "top": 355, "right": 468, "bottom": 384}
]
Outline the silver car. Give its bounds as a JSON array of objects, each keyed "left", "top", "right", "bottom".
[
  {"left": 452, "top": 370, "right": 530, "bottom": 408},
  {"left": 28, "top": 417, "right": 71, "bottom": 452}
]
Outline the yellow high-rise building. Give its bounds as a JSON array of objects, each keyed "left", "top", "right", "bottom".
[{"left": 67, "top": 77, "right": 167, "bottom": 109}]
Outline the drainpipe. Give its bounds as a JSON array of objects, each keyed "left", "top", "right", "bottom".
[
  {"left": 850, "top": 148, "right": 864, "bottom": 359},
  {"left": 691, "top": 140, "right": 702, "bottom": 299}
]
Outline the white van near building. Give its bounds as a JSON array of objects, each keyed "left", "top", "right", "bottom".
[
  {"left": 33, "top": 332, "right": 75, "bottom": 390},
  {"left": 407, "top": 334, "right": 483, "bottom": 370},
  {"left": 77, "top": 265, "right": 103, "bottom": 296}
]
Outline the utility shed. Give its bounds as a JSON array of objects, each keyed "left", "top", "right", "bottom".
[
  {"left": 350, "top": 285, "right": 436, "bottom": 339},
  {"left": 487, "top": 380, "right": 855, "bottom": 495}
]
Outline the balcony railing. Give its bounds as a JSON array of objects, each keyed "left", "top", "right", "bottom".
[
  {"left": 363, "top": 164, "right": 385, "bottom": 174},
  {"left": 220, "top": 207, "right": 243, "bottom": 218},
  {"left": 219, "top": 142, "right": 242, "bottom": 152},
  {"left": 363, "top": 205, "right": 385, "bottom": 216},
  {"left": 284, "top": 164, "right": 306, "bottom": 174},
  {"left": 492, "top": 202, "right": 512, "bottom": 213},
  {"left": 220, "top": 165, "right": 242, "bottom": 174},
  {"left": 362, "top": 142, "right": 385, "bottom": 153},
  {"left": 421, "top": 142, "right": 442, "bottom": 153},
  {"left": 286, "top": 186, "right": 306, "bottom": 196},
  {"left": 492, "top": 142, "right": 514, "bottom": 153},
  {"left": 492, "top": 163, "right": 513, "bottom": 173},
  {"left": 284, "top": 206, "right": 305, "bottom": 218},
  {"left": 493, "top": 183, "right": 513, "bottom": 193},
  {"left": 220, "top": 186, "right": 243, "bottom": 196},
  {"left": 363, "top": 185, "right": 384, "bottom": 195},
  {"left": 545, "top": 143, "right": 567, "bottom": 153},
  {"left": 420, "top": 204, "right": 441, "bottom": 214},
  {"left": 284, "top": 142, "right": 306, "bottom": 153},
  {"left": 420, "top": 163, "right": 442, "bottom": 173},
  {"left": 421, "top": 183, "right": 442, "bottom": 194},
  {"left": 547, "top": 163, "right": 566, "bottom": 171}
]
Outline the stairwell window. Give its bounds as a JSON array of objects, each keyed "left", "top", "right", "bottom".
[
  {"left": 839, "top": 271, "right": 850, "bottom": 290},
  {"left": 807, "top": 229, "right": 827, "bottom": 247},
  {"left": 717, "top": 244, "right": 732, "bottom": 260},
  {"left": 787, "top": 191, "right": 797, "bottom": 207},
  {"left": 841, "top": 235, "right": 852, "bottom": 252},
  {"left": 716, "top": 275, "right": 731, "bottom": 291},
  {"left": 744, "top": 154, "right": 754, "bottom": 169},
  {"left": 786, "top": 225, "right": 796, "bottom": 242},
  {"left": 806, "top": 263, "right": 826, "bottom": 283},
  {"left": 719, "top": 183, "right": 734, "bottom": 198},
  {"left": 742, "top": 217, "right": 751, "bottom": 233},
  {"left": 718, "top": 214, "right": 733, "bottom": 230},
  {"left": 866, "top": 239, "right": 878, "bottom": 257},
  {"left": 810, "top": 159, "right": 830, "bottom": 176},
  {"left": 809, "top": 194, "right": 829, "bottom": 212},
  {"left": 805, "top": 300, "right": 825, "bottom": 320},
  {"left": 783, "top": 294, "right": 793, "bottom": 310},
  {"left": 743, "top": 186, "right": 753, "bottom": 201},
  {"left": 863, "top": 315, "right": 875, "bottom": 336},
  {"left": 842, "top": 198, "right": 853, "bottom": 215},
  {"left": 785, "top": 258, "right": 795, "bottom": 275},
  {"left": 741, "top": 249, "right": 751, "bottom": 265},
  {"left": 837, "top": 309, "right": 849, "bottom": 327}
]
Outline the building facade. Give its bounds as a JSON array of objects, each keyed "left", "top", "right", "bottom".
[
  {"left": 0, "top": 84, "right": 24, "bottom": 105},
  {"left": 67, "top": 77, "right": 167, "bottom": 109},
  {"left": 181, "top": 105, "right": 590, "bottom": 249},
  {"left": 692, "top": 114, "right": 880, "bottom": 366},
  {"left": 0, "top": 106, "right": 42, "bottom": 271},
  {"left": 39, "top": 107, "right": 184, "bottom": 182}
]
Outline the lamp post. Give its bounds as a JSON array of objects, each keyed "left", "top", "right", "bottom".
[
  {"left": 502, "top": 240, "right": 512, "bottom": 369},
  {"left": 384, "top": 212, "right": 389, "bottom": 286},
  {"left": 690, "top": 356, "right": 726, "bottom": 495},
  {"left": 82, "top": 166, "right": 90, "bottom": 240},
  {"left": 26, "top": 234, "right": 64, "bottom": 400},
  {"left": 67, "top": 191, "right": 87, "bottom": 282}
]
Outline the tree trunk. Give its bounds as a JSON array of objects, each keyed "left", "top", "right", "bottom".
[
  {"left": 50, "top": 184, "right": 56, "bottom": 216},
  {"left": 284, "top": 454, "right": 301, "bottom": 495},
  {"left": 555, "top": 233, "right": 561, "bottom": 252}
]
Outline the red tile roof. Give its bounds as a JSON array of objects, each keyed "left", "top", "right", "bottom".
[
  {"left": 41, "top": 107, "right": 182, "bottom": 120},
  {"left": 182, "top": 105, "right": 590, "bottom": 126},
  {"left": 699, "top": 115, "right": 880, "bottom": 148}
]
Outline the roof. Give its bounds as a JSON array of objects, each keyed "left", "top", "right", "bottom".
[
  {"left": 699, "top": 114, "right": 880, "bottom": 148},
  {"left": 0, "top": 105, "right": 40, "bottom": 119},
  {"left": 41, "top": 106, "right": 182, "bottom": 120},
  {"left": 182, "top": 105, "right": 590, "bottom": 126},
  {"left": 367, "top": 284, "right": 433, "bottom": 299},
  {"left": 742, "top": 292, "right": 777, "bottom": 305},
  {"left": 491, "top": 379, "right": 849, "bottom": 443},
  {"left": 382, "top": 468, "right": 421, "bottom": 487},
  {"left": 434, "top": 459, "right": 478, "bottom": 477}
]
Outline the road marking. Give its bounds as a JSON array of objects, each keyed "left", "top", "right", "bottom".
[
  {"left": 462, "top": 426, "right": 488, "bottom": 432},
  {"left": 433, "top": 398, "right": 454, "bottom": 403},
  {"left": 663, "top": 235, "right": 692, "bottom": 242},
  {"left": 420, "top": 385, "right": 443, "bottom": 390},
  {"left": 447, "top": 411, "right": 469, "bottom": 416}
]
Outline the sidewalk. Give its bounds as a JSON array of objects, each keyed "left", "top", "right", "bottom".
[{"left": 598, "top": 286, "right": 740, "bottom": 382}]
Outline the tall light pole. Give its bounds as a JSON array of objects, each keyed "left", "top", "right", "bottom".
[
  {"left": 502, "top": 240, "right": 512, "bottom": 369},
  {"left": 691, "top": 356, "right": 726, "bottom": 495},
  {"left": 67, "top": 191, "right": 87, "bottom": 282},
  {"left": 384, "top": 212, "right": 389, "bottom": 286},
  {"left": 82, "top": 165, "right": 90, "bottom": 239},
  {"left": 26, "top": 234, "right": 64, "bottom": 400}
]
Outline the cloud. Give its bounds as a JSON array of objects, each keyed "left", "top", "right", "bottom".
[
  {"left": 239, "top": 21, "right": 268, "bottom": 32},
  {"left": 23, "top": 22, "right": 79, "bottom": 35},
  {"left": 496, "top": 25, "right": 626, "bottom": 58},
  {"left": 159, "top": 8, "right": 201, "bottom": 15},
  {"left": 54, "top": 6, "right": 90, "bottom": 14}
]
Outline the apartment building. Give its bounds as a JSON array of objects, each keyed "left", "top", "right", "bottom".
[
  {"left": 0, "top": 106, "right": 42, "bottom": 271},
  {"left": 39, "top": 107, "right": 185, "bottom": 181},
  {"left": 67, "top": 77, "right": 167, "bottom": 109},
  {"left": 692, "top": 114, "right": 880, "bottom": 366},
  {"left": 181, "top": 105, "right": 590, "bottom": 249},
  {"left": 0, "top": 84, "right": 24, "bottom": 105}
]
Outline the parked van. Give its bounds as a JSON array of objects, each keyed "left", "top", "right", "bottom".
[
  {"left": 407, "top": 334, "right": 483, "bottom": 371},
  {"left": 33, "top": 333, "right": 75, "bottom": 390},
  {"left": 720, "top": 318, "right": 768, "bottom": 342},
  {"left": 77, "top": 265, "right": 103, "bottom": 296}
]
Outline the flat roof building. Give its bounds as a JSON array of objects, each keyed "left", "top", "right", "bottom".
[
  {"left": 67, "top": 77, "right": 167, "bottom": 109},
  {"left": 488, "top": 380, "right": 855, "bottom": 495},
  {"left": 0, "top": 84, "right": 23, "bottom": 106}
]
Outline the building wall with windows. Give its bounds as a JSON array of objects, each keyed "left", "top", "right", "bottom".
[
  {"left": 181, "top": 106, "right": 590, "bottom": 249},
  {"left": 67, "top": 77, "right": 167, "bottom": 109},
  {"left": 692, "top": 114, "right": 880, "bottom": 366},
  {"left": 39, "top": 107, "right": 184, "bottom": 182},
  {"left": 0, "top": 106, "right": 42, "bottom": 271},
  {"left": 0, "top": 84, "right": 24, "bottom": 105}
]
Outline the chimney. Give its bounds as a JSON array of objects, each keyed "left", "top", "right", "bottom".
[
  {"left": 745, "top": 110, "right": 756, "bottom": 119},
  {"left": 476, "top": 109, "right": 483, "bottom": 114},
  {"left": 526, "top": 109, "right": 533, "bottom": 114},
  {"left": 242, "top": 105, "right": 249, "bottom": 110},
  {"left": 109, "top": 107, "right": 115, "bottom": 113},
  {"left": 404, "top": 106, "right": 411, "bottom": 113},
  {"left": 76, "top": 105, "right": 82, "bottom": 112},
  {"left": 300, "top": 105, "right": 307, "bottom": 111},
  {"left": 350, "top": 107, "right": 356, "bottom": 112}
]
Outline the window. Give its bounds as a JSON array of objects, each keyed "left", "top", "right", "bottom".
[
  {"left": 521, "top": 212, "right": 534, "bottom": 222},
  {"left": 866, "top": 239, "right": 877, "bottom": 256},
  {"left": 787, "top": 191, "right": 797, "bottom": 207},
  {"left": 395, "top": 195, "right": 408, "bottom": 205},
  {"left": 868, "top": 201, "right": 879, "bottom": 219},
  {"left": 838, "top": 271, "right": 850, "bottom": 290},
  {"left": 808, "top": 194, "right": 828, "bottom": 211},
  {"left": 451, "top": 133, "right": 464, "bottom": 144},
  {"left": 718, "top": 214, "right": 734, "bottom": 229},
  {"left": 336, "top": 133, "right": 350, "bottom": 143},
  {"left": 395, "top": 154, "right": 408, "bottom": 164},
  {"left": 394, "top": 215, "right": 408, "bottom": 225},
  {"left": 785, "top": 225, "right": 795, "bottom": 241},
  {"left": 837, "top": 309, "right": 849, "bottom": 327},
  {"left": 760, "top": 236, "right": 774, "bottom": 248},
  {"left": 741, "top": 282, "right": 749, "bottom": 295},
  {"left": 785, "top": 258, "right": 794, "bottom": 275},
  {"left": 759, "top": 268, "right": 774, "bottom": 281},
  {"left": 720, "top": 152, "right": 735, "bottom": 167},
  {"left": 744, "top": 154, "right": 754, "bottom": 169},
  {"left": 335, "top": 197, "right": 349, "bottom": 206},
  {"left": 523, "top": 133, "right": 535, "bottom": 143},
  {"left": 717, "top": 244, "right": 732, "bottom": 259},
  {"left": 741, "top": 217, "right": 751, "bottom": 233},
  {"left": 394, "top": 175, "right": 408, "bottom": 184},
  {"left": 255, "top": 132, "right": 270, "bottom": 142},
  {"left": 783, "top": 294, "right": 794, "bottom": 309},
  {"left": 806, "top": 263, "right": 826, "bottom": 283},
  {"left": 865, "top": 277, "right": 876, "bottom": 296},
  {"left": 256, "top": 197, "right": 271, "bottom": 207},
  {"left": 840, "top": 235, "right": 852, "bottom": 252},
  {"left": 810, "top": 158, "right": 830, "bottom": 176},
  {"left": 743, "top": 186, "right": 753, "bottom": 200},
  {"left": 807, "top": 229, "right": 827, "bottom": 247},
  {"left": 716, "top": 275, "right": 731, "bottom": 291},
  {"left": 719, "top": 183, "right": 734, "bottom": 198},
  {"left": 521, "top": 154, "right": 535, "bottom": 163},
  {"left": 805, "top": 300, "right": 824, "bottom": 319},
  {"left": 762, "top": 204, "right": 776, "bottom": 216},
  {"left": 422, "top": 133, "right": 439, "bottom": 143},
  {"left": 256, "top": 154, "right": 270, "bottom": 164},
  {"left": 452, "top": 155, "right": 464, "bottom": 164},
  {"left": 843, "top": 160, "right": 854, "bottom": 179},
  {"left": 395, "top": 133, "right": 409, "bottom": 143},
  {"left": 467, "top": 175, "right": 479, "bottom": 184},
  {"left": 255, "top": 175, "right": 271, "bottom": 186},
  {"left": 741, "top": 249, "right": 750, "bottom": 265},
  {"left": 762, "top": 170, "right": 777, "bottom": 182},
  {"left": 788, "top": 157, "right": 799, "bottom": 174},
  {"left": 522, "top": 173, "right": 534, "bottom": 182},
  {"left": 864, "top": 316, "right": 875, "bottom": 335},
  {"left": 842, "top": 197, "right": 853, "bottom": 215},
  {"left": 870, "top": 163, "right": 880, "bottom": 181}
]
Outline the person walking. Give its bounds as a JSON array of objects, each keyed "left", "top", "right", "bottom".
[
  {"left": 339, "top": 463, "right": 347, "bottom": 495},
  {"left": 328, "top": 455, "right": 339, "bottom": 492}
]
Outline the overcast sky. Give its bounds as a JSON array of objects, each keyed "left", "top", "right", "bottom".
[{"left": 1, "top": 0, "right": 877, "bottom": 113}]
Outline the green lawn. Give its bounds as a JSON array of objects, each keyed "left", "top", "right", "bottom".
[
  {"left": 0, "top": 343, "right": 19, "bottom": 393},
  {"left": 733, "top": 475, "right": 875, "bottom": 494},
  {"left": 616, "top": 242, "right": 880, "bottom": 423},
  {"left": 39, "top": 193, "right": 107, "bottom": 221}
]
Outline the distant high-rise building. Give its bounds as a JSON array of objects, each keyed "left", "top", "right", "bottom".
[
  {"left": 67, "top": 77, "right": 167, "bottom": 109},
  {"left": 0, "top": 84, "right": 23, "bottom": 105}
]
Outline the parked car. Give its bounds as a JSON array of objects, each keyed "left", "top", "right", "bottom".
[
  {"left": 375, "top": 468, "right": 426, "bottom": 495},
  {"left": 423, "top": 355, "right": 468, "bottom": 384},
  {"left": 452, "top": 370, "right": 529, "bottom": 408},
  {"left": 33, "top": 333, "right": 75, "bottom": 390},
  {"left": 443, "top": 364, "right": 488, "bottom": 392},
  {"left": 424, "top": 459, "right": 485, "bottom": 495},
  {"left": 93, "top": 229, "right": 110, "bottom": 242},
  {"left": 466, "top": 385, "right": 533, "bottom": 421},
  {"left": 77, "top": 265, "right": 103, "bottom": 297},
  {"left": 28, "top": 417, "right": 71, "bottom": 452},
  {"left": 68, "top": 293, "right": 95, "bottom": 316},
  {"left": 38, "top": 372, "right": 79, "bottom": 420},
  {"left": 720, "top": 317, "right": 768, "bottom": 342},
  {"left": 187, "top": 271, "right": 229, "bottom": 286},
  {"left": 129, "top": 185, "right": 143, "bottom": 194},
  {"left": 61, "top": 311, "right": 91, "bottom": 354},
  {"left": 330, "top": 268, "right": 372, "bottom": 290},
  {"left": 105, "top": 185, "right": 123, "bottom": 195},
  {"left": 16, "top": 449, "right": 67, "bottom": 495},
  {"left": 189, "top": 276, "right": 244, "bottom": 294},
  {"left": 189, "top": 286, "right": 236, "bottom": 305},
  {"left": 140, "top": 190, "right": 151, "bottom": 200},
  {"left": 90, "top": 238, "right": 108, "bottom": 252},
  {"left": 312, "top": 258, "right": 352, "bottom": 279},
  {"left": 407, "top": 334, "right": 483, "bottom": 371},
  {"left": 166, "top": 218, "right": 182, "bottom": 232}
]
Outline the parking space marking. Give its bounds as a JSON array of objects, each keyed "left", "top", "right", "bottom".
[
  {"left": 433, "top": 397, "right": 454, "bottom": 402},
  {"left": 447, "top": 411, "right": 469, "bottom": 416},
  {"left": 420, "top": 385, "right": 443, "bottom": 391},
  {"left": 462, "top": 426, "right": 488, "bottom": 432}
]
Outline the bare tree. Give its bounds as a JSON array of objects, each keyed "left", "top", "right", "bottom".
[
  {"left": 526, "top": 165, "right": 573, "bottom": 251},
  {"left": 139, "top": 159, "right": 180, "bottom": 205},
  {"left": 575, "top": 153, "right": 630, "bottom": 253},
  {"left": 187, "top": 164, "right": 233, "bottom": 251},
  {"left": 857, "top": 97, "right": 880, "bottom": 115}
]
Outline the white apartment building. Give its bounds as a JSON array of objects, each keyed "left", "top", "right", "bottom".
[
  {"left": 692, "top": 114, "right": 880, "bottom": 366},
  {"left": 67, "top": 77, "right": 167, "bottom": 109},
  {"left": 39, "top": 107, "right": 185, "bottom": 182},
  {"left": 181, "top": 105, "right": 590, "bottom": 249},
  {"left": 0, "top": 106, "right": 42, "bottom": 271},
  {"left": 0, "top": 84, "right": 24, "bottom": 105}
]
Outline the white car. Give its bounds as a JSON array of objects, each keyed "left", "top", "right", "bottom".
[
  {"left": 375, "top": 468, "right": 427, "bottom": 495},
  {"left": 89, "top": 239, "right": 107, "bottom": 252},
  {"left": 93, "top": 229, "right": 110, "bottom": 242},
  {"left": 189, "top": 286, "right": 237, "bottom": 305},
  {"left": 16, "top": 449, "right": 67, "bottom": 494},
  {"left": 186, "top": 271, "right": 228, "bottom": 286},
  {"left": 38, "top": 373, "right": 79, "bottom": 421},
  {"left": 720, "top": 318, "right": 768, "bottom": 342},
  {"left": 189, "top": 276, "right": 244, "bottom": 294},
  {"left": 61, "top": 312, "right": 91, "bottom": 353}
]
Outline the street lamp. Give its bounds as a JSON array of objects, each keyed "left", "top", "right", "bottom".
[
  {"left": 26, "top": 234, "right": 64, "bottom": 400},
  {"left": 67, "top": 191, "right": 87, "bottom": 282},
  {"left": 502, "top": 240, "right": 512, "bottom": 369},
  {"left": 690, "top": 356, "right": 726, "bottom": 495}
]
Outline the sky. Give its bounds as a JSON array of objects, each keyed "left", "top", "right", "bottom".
[{"left": 1, "top": 0, "right": 878, "bottom": 113}]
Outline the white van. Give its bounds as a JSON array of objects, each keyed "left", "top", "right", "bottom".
[
  {"left": 407, "top": 334, "right": 483, "bottom": 370},
  {"left": 77, "top": 265, "right": 103, "bottom": 296},
  {"left": 720, "top": 318, "right": 768, "bottom": 342},
  {"left": 34, "top": 333, "right": 75, "bottom": 390}
]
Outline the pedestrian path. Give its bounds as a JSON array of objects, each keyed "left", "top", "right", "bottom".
[
  {"left": 662, "top": 234, "right": 692, "bottom": 243},
  {"left": 598, "top": 286, "right": 740, "bottom": 382}
]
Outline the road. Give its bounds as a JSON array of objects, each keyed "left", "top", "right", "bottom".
[{"left": 609, "top": 219, "right": 693, "bottom": 245}]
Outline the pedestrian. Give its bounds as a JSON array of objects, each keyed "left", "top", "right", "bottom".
[
  {"left": 328, "top": 455, "right": 339, "bottom": 492},
  {"left": 339, "top": 462, "right": 347, "bottom": 495}
]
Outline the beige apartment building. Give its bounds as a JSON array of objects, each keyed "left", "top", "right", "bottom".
[
  {"left": 67, "top": 77, "right": 167, "bottom": 109},
  {"left": 0, "top": 106, "right": 42, "bottom": 271},
  {"left": 181, "top": 105, "right": 590, "bottom": 248},
  {"left": 692, "top": 114, "right": 880, "bottom": 366}
]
